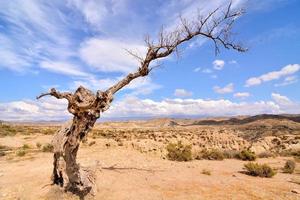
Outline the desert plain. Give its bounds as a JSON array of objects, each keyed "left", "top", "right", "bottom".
[{"left": 0, "top": 114, "right": 300, "bottom": 200}]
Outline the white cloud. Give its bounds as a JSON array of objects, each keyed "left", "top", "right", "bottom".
[
  {"left": 79, "top": 38, "right": 147, "bottom": 73},
  {"left": 234, "top": 92, "right": 250, "bottom": 98},
  {"left": 0, "top": 98, "right": 70, "bottom": 121},
  {"left": 213, "top": 83, "right": 234, "bottom": 94},
  {"left": 174, "top": 89, "right": 193, "bottom": 98},
  {"left": 103, "top": 96, "right": 298, "bottom": 119},
  {"left": 270, "top": 93, "right": 299, "bottom": 113},
  {"left": 271, "top": 93, "right": 292, "bottom": 106},
  {"left": 213, "top": 59, "right": 225, "bottom": 70},
  {"left": 67, "top": 0, "right": 128, "bottom": 29},
  {"left": 40, "top": 61, "right": 90, "bottom": 77},
  {"left": 245, "top": 64, "right": 300, "bottom": 87},
  {"left": 275, "top": 75, "right": 298, "bottom": 87},
  {"left": 67, "top": 0, "right": 108, "bottom": 27},
  {"left": 2, "top": 94, "right": 300, "bottom": 121},
  {"left": 0, "top": 1, "right": 77, "bottom": 72}
]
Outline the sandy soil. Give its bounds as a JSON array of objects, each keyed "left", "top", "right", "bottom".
[{"left": 0, "top": 135, "right": 300, "bottom": 200}]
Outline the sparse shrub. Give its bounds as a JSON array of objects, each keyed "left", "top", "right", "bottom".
[
  {"left": 89, "top": 141, "right": 96, "bottom": 146},
  {"left": 223, "top": 150, "right": 239, "bottom": 159},
  {"left": 283, "top": 160, "right": 296, "bottom": 174},
  {"left": 16, "top": 149, "right": 26, "bottom": 157},
  {"left": 36, "top": 142, "right": 42, "bottom": 148},
  {"left": 258, "top": 151, "right": 275, "bottom": 158},
  {"left": 244, "top": 162, "right": 276, "bottom": 178},
  {"left": 42, "top": 128, "right": 55, "bottom": 135},
  {"left": 42, "top": 143, "right": 54, "bottom": 152},
  {"left": 197, "top": 149, "right": 224, "bottom": 160},
  {"left": 166, "top": 141, "right": 192, "bottom": 162},
  {"left": 22, "top": 144, "right": 31, "bottom": 149},
  {"left": 0, "top": 145, "right": 10, "bottom": 157},
  {"left": 202, "top": 169, "right": 211, "bottom": 175},
  {"left": 237, "top": 150, "right": 256, "bottom": 161},
  {"left": 281, "top": 150, "right": 300, "bottom": 160}
]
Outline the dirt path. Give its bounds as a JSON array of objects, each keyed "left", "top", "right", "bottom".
[{"left": 1, "top": 138, "right": 300, "bottom": 200}]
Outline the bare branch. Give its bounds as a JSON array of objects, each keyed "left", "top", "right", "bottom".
[
  {"left": 36, "top": 88, "right": 72, "bottom": 101},
  {"left": 106, "top": 3, "right": 246, "bottom": 95}
]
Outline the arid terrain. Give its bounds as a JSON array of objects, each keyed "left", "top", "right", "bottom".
[{"left": 1, "top": 114, "right": 300, "bottom": 200}]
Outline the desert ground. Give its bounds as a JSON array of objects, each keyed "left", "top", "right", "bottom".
[{"left": 0, "top": 115, "right": 300, "bottom": 200}]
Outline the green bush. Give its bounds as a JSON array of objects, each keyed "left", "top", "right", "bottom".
[
  {"left": 199, "top": 149, "right": 224, "bottom": 160},
  {"left": 166, "top": 141, "right": 192, "bottom": 162},
  {"left": 237, "top": 150, "right": 256, "bottom": 161},
  {"left": 42, "top": 143, "right": 54, "bottom": 152},
  {"left": 244, "top": 162, "right": 276, "bottom": 178},
  {"left": 283, "top": 160, "right": 296, "bottom": 174}
]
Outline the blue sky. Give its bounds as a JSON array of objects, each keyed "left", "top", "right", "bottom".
[{"left": 0, "top": 0, "right": 299, "bottom": 121}]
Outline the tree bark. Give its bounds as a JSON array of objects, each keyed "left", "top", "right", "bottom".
[{"left": 51, "top": 114, "right": 98, "bottom": 195}]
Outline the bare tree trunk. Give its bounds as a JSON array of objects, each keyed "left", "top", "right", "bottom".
[{"left": 51, "top": 114, "right": 98, "bottom": 195}]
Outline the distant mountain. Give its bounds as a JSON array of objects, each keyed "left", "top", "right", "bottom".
[{"left": 190, "top": 114, "right": 300, "bottom": 126}]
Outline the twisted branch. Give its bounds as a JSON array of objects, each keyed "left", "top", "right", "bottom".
[{"left": 106, "top": 2, "right": 246, "bottom": 95}]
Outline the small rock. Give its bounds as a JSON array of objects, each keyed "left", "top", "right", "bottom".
[{"left": 291, "top": 189, "right": 300, "bottom": 194}]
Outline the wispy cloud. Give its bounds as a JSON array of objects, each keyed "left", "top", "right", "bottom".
[
  {"left": 245, "top": 64, "right": 300, "bottom": 87},
  {"left": 234, "top": 92, "right": 250, "bottom": 99},
  {"left": 214, "top": 83, "right": 234, "bottom": 94},
  {"left": 174, "top": 89, "right": 193, "bottom": 98},
  {"left": 275, "top": 75, "right": 298, "bottom": 87},
  {"left": 40, "top": 61, "right": 91, "bottom": 77}
]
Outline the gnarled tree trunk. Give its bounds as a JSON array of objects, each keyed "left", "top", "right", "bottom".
[
  {"left": 52, "top": 115, "right": 98, "bottom": 195},
  {"left": 37, "top": 3, "right": 246, "bottom": 197}
]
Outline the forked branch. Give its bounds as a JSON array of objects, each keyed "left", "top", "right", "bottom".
[{"left": 106, "top": 2, "right": 246, "bottom": 95}]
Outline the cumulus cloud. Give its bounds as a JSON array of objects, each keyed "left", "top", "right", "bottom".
[
  {"left": 79, "top": 38, "right": 147, "bottom": 73},
  {"left": 2, "top": 94, "right": 300, "bottom": 121},
  {"left": 174, "top": 89, "right": 193, "bottom": 98},
  {"left": 234, "top": 92, "right": 250, "bottom": 98},
  {"left": 0, "top": 98, "right": 70, "bottom": 121},
  {"left": 271, "top": 93, "right": 292, "bottom": 106},
  {"left": 270, "top": 93, "right": 299, "bottom": 113},
  {"left": 213, "top": 83, "right": 234, "bottom": 94},
  {"left": 245, "top": 64, "right": 300, "bottom": 87},
  {"left": 102, "top": 97, "right": 299, "bottom": 118},
  {"left": 213, "top": 60, "right": 225, "bottom": 70}
]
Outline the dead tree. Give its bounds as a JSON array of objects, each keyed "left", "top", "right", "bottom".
[{"left": 37, "top": 3, "right": 246, "bottom": 196}]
